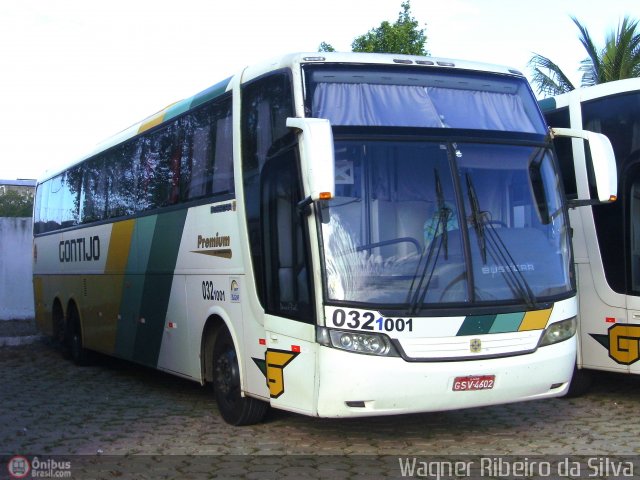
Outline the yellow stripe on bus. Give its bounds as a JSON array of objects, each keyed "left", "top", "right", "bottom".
[
  {"left": 105, "top": 219, "right": 135, "bottom": 273},
  {"left": 518, "top": 308, "right": 552, "bottom": 331},
  {"left": 138, "top": 111, "right": 165, "bottom": 133}
]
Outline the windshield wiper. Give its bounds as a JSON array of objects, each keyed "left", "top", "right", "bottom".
[
  {"left": 465, "top": 173, "right": 487, "bottom": 263},
  {"left": 406, "top": 169, "right": 450, "bottom": 314},
  {"left": 465, "top": 173, "right": 537, "bottom": 309}
]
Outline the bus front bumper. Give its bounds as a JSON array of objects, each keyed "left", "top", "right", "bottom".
[{"left": 315, "top": 337, "right": 575, "bottom": 418}]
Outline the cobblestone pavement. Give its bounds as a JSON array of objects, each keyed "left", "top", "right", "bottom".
[{"left": 1, "top": 340, "right": 639, "bottom": 479}]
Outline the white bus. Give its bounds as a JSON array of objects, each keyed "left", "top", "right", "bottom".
[
  {"left": 33, "top": 53, "right": 616, "bottom": 425},
  {"left": 541, "top": 78, "right": 640, "bottom": 393}
]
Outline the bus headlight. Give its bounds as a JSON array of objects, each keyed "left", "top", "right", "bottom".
[
  {"left": 538, "top": 317, "right": 577, "bottom": 347},
  {"left": 316, "top": 327, "right": 399, "bottom": 357}
]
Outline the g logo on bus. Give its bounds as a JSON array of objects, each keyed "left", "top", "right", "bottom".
[
  {"left": 608, "top": 324, "right": 640, "bottom": 365},
  {"left": 252, "top": 349, "right": 299, "bottom": 398},
  {"left": 470, "top": 338, "right": 482, "bottom": 353}
]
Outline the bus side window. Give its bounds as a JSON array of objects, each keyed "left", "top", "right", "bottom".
[
  {"left": 180, "top": 95, "right": 233, "bottom": 202},
  {"left": 629, "top": 170, "right": 640, "bottom": 293},
  {"left": 241, "top": 71, "right": 295, "bottom": 307},
  {"left": 261, "top": 150, "right": 313, "bottom": 322}
]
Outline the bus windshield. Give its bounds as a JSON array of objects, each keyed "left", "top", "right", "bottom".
[
  {"left": 318, "top": 138, "right": 572, "bottom": 311},
  {"left": 305, "top": 65, "right": 570, "bottom": 311}
]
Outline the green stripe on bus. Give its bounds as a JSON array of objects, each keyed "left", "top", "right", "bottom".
[
  {"left": 457, "top": 315, "right": 497, "bottom": 336},
  {"left": 114, "top": 215, "right": 158, "bottom": 359},
  {"left": 163, "top": 99, "right": 192, "bottom": 122},
  {"left": 457, "top": 312, "right": 528, "bottom": 336},
  {"left": 132, "top": 209, "right": 188, "bottom": 366},
  {"left": 489, "top": 312, "right": 525, "bottom": 333},
  {"left": 190, "top": 77, "right": 232, "bottom": 109}
]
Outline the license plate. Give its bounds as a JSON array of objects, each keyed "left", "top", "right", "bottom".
[{"left": 452, "top": 375, "right": 495, "bottom": 391}]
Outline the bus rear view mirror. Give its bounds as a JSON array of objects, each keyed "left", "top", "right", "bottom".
[
  {"left": 551, "top": 127, "right": 617, "bottom": 205},
  {"left": 286, "top": 117, "right": 335, "bottom": 202}
]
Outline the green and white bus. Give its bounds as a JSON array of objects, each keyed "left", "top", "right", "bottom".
[
  {"left": 541, "top": 78, "right": 640, "bottom": 393},
  {"left": 33, "top": 52, "right": 616, "bottom": 425}
]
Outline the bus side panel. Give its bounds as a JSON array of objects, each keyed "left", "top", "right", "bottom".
[
  {"left": 33, "top": 233, "right": 62, "bottom": 335},
  {"left": 576, "top": 262, "right": 629, "bottom": 373},
  {"left": 157, "top": 201, "right": 268, "bottom": 386},
  {"left": 571, "top": 207, "right": 629, "bottom": 374},
  {"left": 84, "top": 219, "right": 135, "bottom": 353},
  {"left": 114, "top": 216, "right": 157, "bottom": 359},
  {"left": 130, "top": 209, "right": 188, "bottom": 367},
  {"left": 238, "top": 276, "right": 271, "bottom": 400},
  {"left": 625, "top": 293, "right": 640, "bottom": 375},
  {"left": 156, "top": 274, "right": 191, "bottom": 376},
  {"left": 264, "top": 316, "right": 318, "bottom": 416},
  {"left": 33, "top": 224, "right": 113, "bottom": 344}
]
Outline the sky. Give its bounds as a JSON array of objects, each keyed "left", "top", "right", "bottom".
[{"left": 0, "top": 0, "right": 637, "bottom": 181}]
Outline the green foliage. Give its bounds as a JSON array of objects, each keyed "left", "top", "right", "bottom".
[
  {"left": 318, "top": 1, "right": 428, "bottom": 56},
  {"left": 0, "top": 190, "right": 33, "bottom": 217},
  {"left": 528, "top": 53, "right": 576, "bottom": 97},
  {"left": 318, "top": 42, "right": 336, "bottom": 52},
  {"left": 529, "top": 16, "right": 640, "bottom": 97},
  {"left": 351, "top": 1, "right": 428, "bottom": 55},
  {"left": 576, "top": 16, "right": 640, "bottom": 86}
]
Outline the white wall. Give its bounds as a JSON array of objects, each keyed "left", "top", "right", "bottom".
[{"left": 0, "top": 217, "right": 34, "bottom": 320}]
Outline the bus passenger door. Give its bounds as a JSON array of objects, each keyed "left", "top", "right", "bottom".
[
  {"left": 624, "top": 167, "right": 640, "bottom": 374},
  {"left": 260, "top": 148, "right": 318, "bottom": 415}
]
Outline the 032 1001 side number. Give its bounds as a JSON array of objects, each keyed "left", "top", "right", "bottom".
[{"left": 331, "top": 309, "right": 413, "bottom": 332}]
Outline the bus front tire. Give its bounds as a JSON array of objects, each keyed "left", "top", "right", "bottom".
[
  {"left": 212, "top": 328, "right": 268, "bottom": 426},
  {"left": 564, "top": 365, "right": 592, "bottom": 398}
]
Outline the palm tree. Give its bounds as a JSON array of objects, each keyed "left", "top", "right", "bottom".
[{"left": 529, "top": 16, "right": 640, "bottom": 97}]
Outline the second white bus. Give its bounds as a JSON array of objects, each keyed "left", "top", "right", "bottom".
[{"left": 541, "top": 78, "right": 640, "bottom": 393}]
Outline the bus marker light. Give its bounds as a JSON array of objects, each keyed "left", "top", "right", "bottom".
[
  {"left": 259, "top": 338, "right": 266, "bottom": 345},
  {"left": 605, "top": 317, "right": 616, "bottom": 323},
  {"left": 319, "top": 192, "right": 332, "bottom": 200},
  {"left": 291, "top": 345, "right": 301, "bottom": 353}
]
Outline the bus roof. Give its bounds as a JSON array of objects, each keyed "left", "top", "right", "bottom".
[
  {"left": 39, "top": 52, "right": 526, "bottom": 183},
  {"left": 539, "top": 77, "right": 640, "bottom": 112}
]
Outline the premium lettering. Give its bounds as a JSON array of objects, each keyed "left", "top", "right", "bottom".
[{"left": 197, "top": 233, "right": 230, "bottom": 249}]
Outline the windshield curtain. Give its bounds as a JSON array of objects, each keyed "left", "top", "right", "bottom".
[
  {"left": 319, "top": 138, "right": 572, "bottom": 310},
  {"left": 313, "top": 83, "right": 541, "bottom": 133}
]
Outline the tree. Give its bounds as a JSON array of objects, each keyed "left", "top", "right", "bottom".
[
  {"left": 318, "top": 1, "right": 428, "bottom": 56},
  {"left": 0, "top": 190, "right": 33, "bottom": 217},
  {"left": 318, "top": 41, "right": 335, "bottom": 52},
  {"left": 529, "top": 16, "right": 640, "bottom": 97}
]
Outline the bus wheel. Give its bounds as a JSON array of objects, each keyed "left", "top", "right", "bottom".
[
  {"left": 212, "top": 328, "right": 268, "bottom": 426},
  {"left": 66, "top": 307, "right": 90, "bottom": 366},
  {"left": 564, "top": 366, "right": 592, "bottom": 398},
  {"left": 52, "top": 302, "right": 66, "bottom": 346}
]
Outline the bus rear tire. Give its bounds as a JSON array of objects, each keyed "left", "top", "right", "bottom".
[
  {"left": 212, "top": 328, "right": 268, "bottom": 426},
  {"left": 66, "top": 306, "right": 90, "bottom": 366}
]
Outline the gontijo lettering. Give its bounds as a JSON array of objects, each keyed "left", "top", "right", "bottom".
[{"left": 59, "top": 236, "right": 100, "bottom": 262}]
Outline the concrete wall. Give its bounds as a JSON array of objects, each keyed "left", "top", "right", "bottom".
[{"left": 0, "top": 217, "right": 34, "bottom": 320}]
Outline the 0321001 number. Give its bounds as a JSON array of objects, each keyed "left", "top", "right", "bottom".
[{"left": 331, "top": 309, "right": 413, "bottom": 332}]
